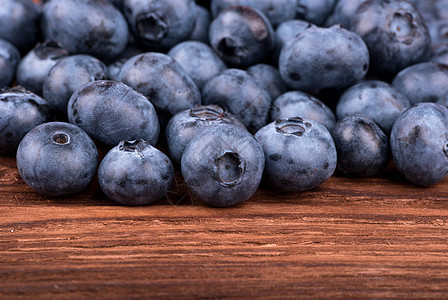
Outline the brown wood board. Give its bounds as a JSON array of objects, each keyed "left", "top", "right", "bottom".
[{"left": 1, "top": 155, "right": 448, "bottom": 299}]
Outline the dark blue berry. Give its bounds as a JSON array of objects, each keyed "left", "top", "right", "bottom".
[
  {"left": 279, "top": 25, "right": 369, "bottom": 92},
  {"left": 202, "top": 69, "right": 271, "bottom": 133},
  {"left": 123, "top": 0, "right": 196, "bottom": 51},
  {"left": 181, "top": 124, "right": 265, "bottom": 207},
  {"left": 16, "top": 40, "right": 68, "bottom": 95},
  {"left": 41, "top": 0, "right": 129, "bottom": 61},
  {"left": 117, "top": 52, "right": 201, "bottom": 121},
  {"left": 43, "top": 54, "right": 109, "bottom": 119},
  {"left": 392, "top": 62, "right": 448, "bottom": 105},
  {"left": 166, "top": 104, "right": 246, "bottom": 164},
  {"left": 188, "top": 4, "right": 211, "bottom": 43},
  {"left": 390, "top": 103, "right": 448, "bottom": 186},
  {"left": 16, "top": 122, "right": 98, "bottom": 196},
  {"left": 0, "top": 87, "right": 52, "bottom": 155},
  {"left": 68, "top": 80, "right": 159, "bottom": 147},
  {"left": 211, "top": 0, "right": 297, "bottom": 28},
  {"left": 209, "top": 6, "right": 275, "bottom": 67},
  {"left": 255, "top": 117, "right": 337, "bottom": 192},
  {"left": 333, "top": 115, "right": 389, "bottom": 177},
  {"left": 247, "top": 64, "right": 288, "bottom": 101},
  {"left": 350, "top": 0, "right": 431, "bottom": 74},
  {"left": 270, "top": 91, "right": 336, "bottom": 132},
  {"left": 0, "top": 39, "right": 20, "bottom": 88},
  {"left": 325, "top": 0, "right": 365, "bottom": 29},
  {"left": 274, "top": 19, "right": 311, "bottom": 61},
  {"left": 336, "top": 80, "right": 411, "bottom": 134},
  {"left": 295, "top": 0, "right": 337, "bottom": 26},
  {"left": 168, "top": 41, "right": 227, "bottom": 91},
  {"left": 0, "top": 0, "right": 41, "bottom": 54},
  {"left": 98, "top": 139, "right": 174, "bottom": 206}
]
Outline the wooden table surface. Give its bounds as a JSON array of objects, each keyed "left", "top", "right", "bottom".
[{"left": 1, "top": 154, "right": 448, "bottom": 299}]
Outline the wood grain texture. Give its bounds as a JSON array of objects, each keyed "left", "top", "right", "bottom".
[{"left": 1, "top": 155, "right": 448, "bottom": 299}]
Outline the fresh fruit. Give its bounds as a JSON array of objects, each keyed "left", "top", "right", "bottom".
[
  {"left": 117, "top": 52, "right": 201, "bottom": 122},
  {"left": 166, "top": 104, "right": 246, "bottom": 164},
  {"left": 390, "top": 103, "right": 448, "bottom": 186},
  {"left": 336, "top": 80, "right": 411, "bottom": 134},
  {"left": 98, "top": 139, "right": 174, "bottom": 206},
  {"left": 123, "top": 0, "right": 197, "bottom": 51},
  {"left": 209, "top": 6, "right": 275, "bottom": 67},
  {"left": 168, "top": 41, "right": 227, "bottom": 91},
  {"left": 270, "top": 91, "right": 336, "bottom": 132},
  {"left": 41, "top": 0, "right": 129, "bottom": 60},
  {"left": 333, "top": 115, "right": 389, "bottom": 177},
  {"left": 279, "top": 25, "right": 369, "bottom": 92},
  {"left": 0, "top": 39, "right": 20, "bottom": 88},
  {"left": 202, "top": 68, "right": 271, "bottom": 133},
  {"left": 255, "top": 117, "right": 337, "bottom": 192},
  {"left": 181, "top": 124, "right": 265, "bottom": 207},
  {"left": 68, "top": 80, "right": 160, "bottom": 147},
  {"left": 0, "top": 86, "right": 52, "bottom": 155},
  {"left": 351, "top": 0, "right": 431, "bottom": 75},
  {"left": 16, "top": 40, "right": 68, "bottom": 95},
  {"left": 16, "top": 121, "right": 98, "bottom": 196},
  {"left": 43, "top": 54, "right": 109, "bottom": 119}
]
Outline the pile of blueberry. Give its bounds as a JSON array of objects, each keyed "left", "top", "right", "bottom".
[{"left": 2, "top": 0, "right": 448, "bottom": 207}]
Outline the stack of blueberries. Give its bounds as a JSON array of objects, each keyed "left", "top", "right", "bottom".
[{"left": 1, "top": 0, "right": 448, "bottom": 207}]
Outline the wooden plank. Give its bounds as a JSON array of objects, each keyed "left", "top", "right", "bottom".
[{"left": 1, "top": 156, "right": 448, "bottom": 299}]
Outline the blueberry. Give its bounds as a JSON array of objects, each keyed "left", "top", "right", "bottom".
[
  {"left": 279, "top": 25, "right": 369, "bottom": 92},
  {"left": 390, "top": 102, "right": 448, "bottom": 186},
  {"left": 107, "top": 58, "right": 128, "bottom": 81},
  {"left": 254, "top": 117, "right": 337, "bottom": 192},
  {"left": 188, "top": 4, "right": 211, "bottom": 43},
  {"left": 435, "top": 0, "right": 448, "bottom": 20},
  {"left": 211, "top": 0, "right": 297, "bottom": 28},
  {"left": 274, "top": 19, "right": 311, "bottom": 61},
  {"left": 426, "top": 19, "right": 448, "bottom": 46},
  {"left": 0, "top": 39, "right": 20, "bottom": 88},
  {"left": 209, "top": 6, "right": 275, "bottom": 67},
  {"left": 247, "top": 64, "right": 288, "bottom": 101},
  {"left": 166, "top": 104, "right": 246, "bottom": 164},
  {"left": 436, "top": 92, "right": 448, "bottom": 107},
  {"left": 117, "top": 52, "right": 201, "bottom": 121},
  {"left": 412, "top": 0, "right": 434, "bottom": 19},
  {"left": 98, "top": 139, "right": 174, "bottom": 206},
  {"left": 0, "top": 0, "right": 41, "bottom": 54},
  {"left": 16, "top": 40, "right": 69, "bottom": 96},
  {"left": 0, "top": 87, "right": 52, "bottom": 156},
  {"left": 168, "top": 41, "right": 227, "bottom": 91},
  {"left": 249, "top": 0, "right": 298, "bottom": 28},
  {"left": 68, "top": 80, "right": 159, "bottom": 147},
  {"left": 325, "top": 0, "right": 366, "bottom": 29},
  {"left": 333, "top": 115, "right": 389, "bottom": 177},
  {"left": 41, "top": 0, "right": 129, "bottom": 61},
  {"left": 350, "top": 0, "right": 431, "bottom": 74},
  {"left": 16, "top": 122, "right": 98, "bottom": 196},
  {"left": 415, "top": 0, "right": 448, "bottom": 21},
  {"left": 392, "top": 62, "right": 448, "bottom": 105},
  {"left": 123, "top": 0, "right": 197, "bottom": 51},
  {"left": 270, "top": 91, "right": 336, "bottom": 132},
  {"left": 336, "top": 80, "right": 411, "bottom": 134},
  {"left": 430, "top": 43, "right": 448, "bottom": 65},
  {"left": 181, "top": 124, "right": 265, "bottom": 207},
  {"left": 295, "top": 0, "right": 337, "bottom": 26},
  {"left": 202, "top": 68, "right": 271, "bottom": 133},
  {"left": 106, "top": 43, "right": 145, "bottom": 81},
  {"left": 43, "top": 55, "right": 109, "bottom": 119}
]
